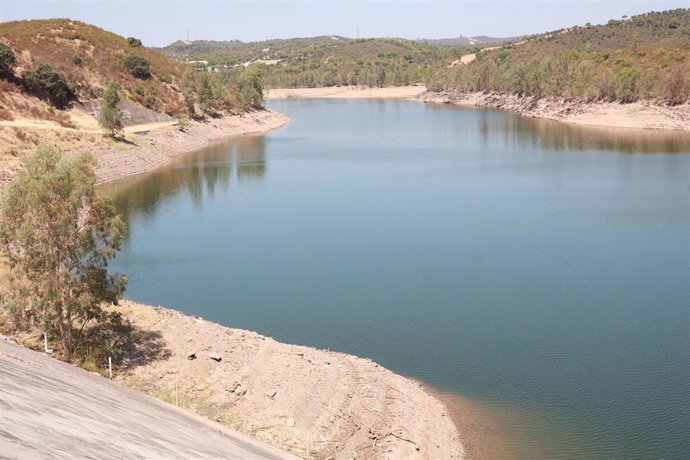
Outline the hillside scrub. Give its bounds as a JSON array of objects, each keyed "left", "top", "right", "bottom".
[
  {"left": 427, "top": 9, "right": 690, "bottom": 105},
  {"left": 125, "top": 55, "right": 151, "bottom": 80},
  {"left": 22, "top": 64, "right": 75, "bottom": 108},
  {"left": 0, "top": 19, "right": 265, "bottom": 121},
  {"left": 0, "top": 43, "right": 17, "bottom": 79}
]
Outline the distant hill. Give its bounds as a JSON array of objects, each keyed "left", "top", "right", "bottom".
[
  {"left": 422, "top": 35, "right": 519, "bottom": 47},
  {"left": 158, "top": 36, "right": 462, "bottom": 88},
  {"left": 428, "top": 8, "right": 690, "bottom": 105}
]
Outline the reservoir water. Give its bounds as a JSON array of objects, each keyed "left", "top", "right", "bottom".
[{"left": 107, "top": 99, "right": 690, "bottom": 459}]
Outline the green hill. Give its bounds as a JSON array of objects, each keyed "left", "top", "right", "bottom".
[
  {"left": 427, "top": 8, "right": 690, "bottom": 104},
  {"left": 159, "top": 36, "right": 462, "bottom": 88}
]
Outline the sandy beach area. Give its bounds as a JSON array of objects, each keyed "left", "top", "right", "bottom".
[
  {"left": 113, "top": 301, "right": 465, "bottom": 459},
  {"left": 418, "top": 90, "right": 690, "bottom": 131},
  {"left": 266, "top": 86, "right": 427, "bottom": 100}
]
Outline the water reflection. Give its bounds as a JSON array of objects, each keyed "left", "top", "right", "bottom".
[
  {"left": 106, "top": 100, "right": 690, "bottom": 459},
  {"left": 101, "top": 135, "right": 267, "bottom": 228},
  {"left": 426, "top": 103, "right": 690, "bottom": 154}
]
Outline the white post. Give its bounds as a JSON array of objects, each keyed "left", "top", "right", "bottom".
[
  {"left": 44, "top": 332, "right": 48, "bottom": 353},
  {"left": 108, "top": 356, "right": 112, "bottom": 379}
]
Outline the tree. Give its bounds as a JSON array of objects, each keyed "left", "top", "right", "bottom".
[
  {"left": 124, "top": 55, "right": 151, "bottom": 80},
  {"left": 197, "top": 73, "right": 216, "bottom": 113},
  {"left": 99, "top": 83, "right": 123, "bottom": 136},
  {"left": 22, "top": 64, "right": 74, "bottom": 108},
  {"left": 0, "top": 43, "right": 17, "bottom": 79},
  {"left": 235, "top": 66, "right": 264, "bottom": 109},
  {"left": 181, "top": 68, "right": 197, "bottom": 117},
  {"left": 0, "top": 148, "right": 127, "bottom": 361}
]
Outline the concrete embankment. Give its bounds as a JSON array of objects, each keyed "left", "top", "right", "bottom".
[{"left": 0, "top": 336, "right": 298, "bottom": 459}]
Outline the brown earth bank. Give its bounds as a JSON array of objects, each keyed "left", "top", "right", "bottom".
[
  {"left": 0, "top": 109, "right": 289, "bottom": 191},
  {"left": 112, "top": 301, "right": 465, "bottom": 460},
  {"left": 418, "top": 90, "right": 690, "bottom": 131}
]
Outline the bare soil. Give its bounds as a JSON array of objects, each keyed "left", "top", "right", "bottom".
[{"left": 114, "top": 301, "right": 465, "bottom": 460}]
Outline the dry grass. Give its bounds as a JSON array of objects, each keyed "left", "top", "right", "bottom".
[{"left": 0, "top": 19, "right": 186, "bottom": 114}]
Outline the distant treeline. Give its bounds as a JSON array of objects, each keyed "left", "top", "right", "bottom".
[
  {"left": 427, "top": 9, "right": 690, "bottom": 105},
  {"left": 162, "top": 37, "right": 462, "bottom": 88}
]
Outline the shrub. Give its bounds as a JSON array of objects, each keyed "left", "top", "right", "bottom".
[
  {"left": 125, "top": 55, "right": 151, "bottom": 79},
  {"left": 616, "top": 68, "right": 639, "bottom": 103},
  {"left": 0, "top": 43, "right": 17, "bottom": 79},
  {"left": 72, "top": 55, "right": 82, "bottom": 65},
  {"left": 22, "top": 64, "right": 74, "bottom": 108},
  {"left": 127, "top": 37, "right": 143, "bottom": 47}
]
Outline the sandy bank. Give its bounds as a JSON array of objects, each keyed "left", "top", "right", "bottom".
[
  {"left": 267, "top": 86, "right": 426, "bottom": 100},
  {"left": 115, "top": 301, "right": 464, "bottom": 459},
  {"left": 418, "top": 91, "right": 690, "bottom": 131},
  {"left": 85, "top": 110, "right": 288, "bottom": 185}
]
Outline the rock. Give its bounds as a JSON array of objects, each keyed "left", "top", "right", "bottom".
[
  {"left": 286, "top": 418, "right": 295, "bottom": 428},
  {"left": 223, "top": 381, "right": 240, "bottom": 393},
  {"left": 209, "top": 352, "right": 222, "bottom": 362},
  {"left": 265, "top": 390, "right": 276, "bottom": 399},
  {"left": 187, "top": 352, "right": 197, "bottom": 360},
  {"left": 236, "top": 388, "right": 248, "bottom": 397}
]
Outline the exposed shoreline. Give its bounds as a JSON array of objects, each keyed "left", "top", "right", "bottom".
[
  {"left": 87, "top": 109, "right": 289, "bottom": 185},
  {"left": 266, "top": 85, "right": 427, "bottom": 100},
  {"left": 417, "top": 90, "right": 690, "bottom": 131},
  {"left": 114, "top": 301, "right": 465, "bottom": 459},
  {"left": 266, "top": 86, "right": 690, "bottom": 132}
]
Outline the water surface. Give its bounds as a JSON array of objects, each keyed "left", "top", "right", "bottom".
[{"left": 107, "top": 99, "right": 690, "bottom": 459}]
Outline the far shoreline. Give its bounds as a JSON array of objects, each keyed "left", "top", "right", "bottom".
[{"left": 266, "top": 86, "right": 690, "bottom": 132}]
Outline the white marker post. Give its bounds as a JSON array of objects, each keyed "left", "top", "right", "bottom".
[
  {"left": 44, "top": 332, "right": 48, "bottom": 353},
  {"left": 108, "top": 356, "right": 112, "bottom": 379}
]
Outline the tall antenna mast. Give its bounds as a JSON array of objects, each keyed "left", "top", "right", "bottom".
[{"left": 185, "top": 29, "right": 190, "bottom": 63}]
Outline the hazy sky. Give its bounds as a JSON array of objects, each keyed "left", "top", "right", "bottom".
[{"left": 0, "top": 1, "right": 686, "bottom": 46}]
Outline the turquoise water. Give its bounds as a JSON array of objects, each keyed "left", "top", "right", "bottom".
[{"left": 107, "top": 99, "right": 690, "bottom": 459}]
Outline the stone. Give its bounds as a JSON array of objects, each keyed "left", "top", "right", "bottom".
[
  {"left": 209, "top": 352, "right": 222, "bottom": 362},
  {"left": 187, "top": 352, "right": 197, "bottom": 360},
  {"left": 286, "top": 418, "right": 295, "bottom": 428},
  {"left": 223, "top": 381, "right": 241, "bottom": 393},
  {"left": 265, "top": 390, "right": 277, "bottom": 399}
]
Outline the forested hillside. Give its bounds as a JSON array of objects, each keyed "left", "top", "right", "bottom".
[
  {"left": 160, "top": 36, "right": 463, "bottom": 88},
  {"left": 427, "top": 9, "right": 690, "bottom": 104}
]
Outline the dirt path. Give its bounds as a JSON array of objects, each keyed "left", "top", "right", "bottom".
[
  {"left": 115, "top": 302, "right": 465, "bottom": 460},
  {"left": 0, "top": 336, "right": 298, "bottom": 460}
]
